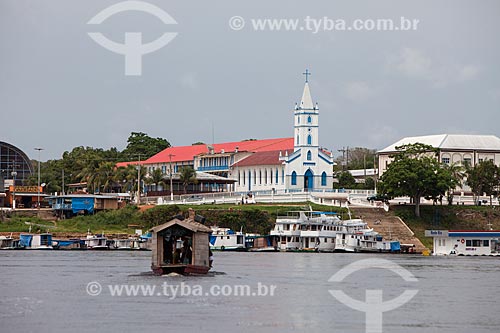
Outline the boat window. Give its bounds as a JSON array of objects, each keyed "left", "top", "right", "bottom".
[
  {"left": 237, "top": 236, "right": 243, "bottom": 244},
  {"left": 227, "top": 236, "right": 230, "bottom": 240},
  {"left": 221, "top": 236, "right": 224, "bottom": 240},
  {"left": 466, "top": 240, "right": 472, "bottom": 246},
  {"left": 483, "top": 240, "right": 490, "bottom": 247},
  {"left": 324, "top": 238, "right": 327, "bottom": 243},
  {"left": 472, "top": 239, "right": 481, "bottom": 247}
]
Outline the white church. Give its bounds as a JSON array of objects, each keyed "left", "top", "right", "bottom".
[
  {"left": 121, "top": 71, "right": 335, "bottom": 194},
  {"left": 230, "top": 72, "right": 334, "bottom": 192}
]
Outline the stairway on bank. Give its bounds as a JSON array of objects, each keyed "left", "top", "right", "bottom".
[{"left": 352, "top": 207, "right": 428, "bottom": 253}]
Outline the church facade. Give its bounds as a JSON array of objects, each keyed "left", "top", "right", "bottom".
[{"left": 230, "top": 75, "right": 334, "bottom": 192}]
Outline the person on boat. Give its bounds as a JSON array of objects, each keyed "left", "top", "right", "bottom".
[
  {"left": 209, "top": 249, "right": 214, "bottom": 268},
  {"left": 173, "top": 248, "right": 181, "bottom": 264}
]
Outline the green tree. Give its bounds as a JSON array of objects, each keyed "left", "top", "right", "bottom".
[
  {"left": 337, "top": 171, "right": 356, "bottom": 189},
  {"left": 146, "top": 168, "right": 166, "bottom": 191},
  {"left": 121, "top": 132, "right": 170, "bottom": 160},
  {"left": 179, "top": 166, "right": 197, "bottom": 194},
  {"left": 379, "top": 143, "right": 455, "bottom": 217},
  {"left": 443, "top": 163, "right": 465, "bottom": 205},
  {"left": 364, "top": 177, "right": 375, "bottom": 190},
  {"left": 341, "top": 147, "right": 378, "bottom": 170},
  {"left": 466, "top": 160, "right": 499, "bottom": 205}
]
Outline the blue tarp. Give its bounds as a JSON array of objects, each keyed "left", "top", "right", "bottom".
[
  {"left": 209, "top": 235, "right": 217, "bottom": 245},
  {"left": 390, "top": 241, "right": 401, "bottom": 252},
  {"left": 54, "top": 240, "right": 75, "bottom": 247},
  {"left": 71, "top": 197, "right": 94, "bottom": 214},
  {"left": 20, "top": 234, "right": 32, "bottom": 247}
]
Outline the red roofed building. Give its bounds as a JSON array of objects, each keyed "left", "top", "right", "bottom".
[{"left": 118, "top": 73, "right": 334, "bottom": 194}]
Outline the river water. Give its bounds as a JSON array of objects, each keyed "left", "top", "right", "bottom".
[{"left": 0, "top": 251, "right": 499, "bottom": 333}]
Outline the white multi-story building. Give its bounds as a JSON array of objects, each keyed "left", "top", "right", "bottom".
[{"left": 378, "top": 134, "right": 500, "bottom": 177}]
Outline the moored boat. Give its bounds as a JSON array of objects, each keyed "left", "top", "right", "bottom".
[
  {"left": 426, "top": 230, "right": 500, "bottom": 256},
  {"left": 84, "top": 232, "right": 109, "bottom": 250},
  {"left": 209, "top": 226, "right": 246, "bottom": 251},
  {"left": 270, "top": 211, "right": 341, "bottom": 252},
  {"left": 19, "top": 233, "right": 54, "bottom": 250}
]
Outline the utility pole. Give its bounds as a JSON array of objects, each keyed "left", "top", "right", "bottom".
[
  {"left": 338, "top": 147, "right": 348, "bottom": 171},
  {"left": 34, "top": 147, "right": 44, "bottom": 216},
  {"left": 11, "top": 161, "right": 17, "bottom": 210},
  {"left": 169, "top": 154, "right": 175, "bottom": 201},
  {"left": 136, "top": 155, "right": 141, "bottom": 205}
]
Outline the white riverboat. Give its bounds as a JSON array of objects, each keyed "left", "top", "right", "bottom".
[
  {"left": 426, "top": 230, "right": 500, "bottom": 256},
  {"left": 270, "top": 211, "right": 341, "bottom": 252},
  {"left": 111, "top": 237, "right": 150, "bottom": 250},
  {"left": 19, "top": 233, "right": 53, "bottom": 250},
  {"left": 84, "top": 232, "right": 109, "bottom": 250},
  {"left": 0, "top": 235, "right": 16, "bottom": 249},
  {"left": 209, "top": 226, "right": 246, "bottom": 251},
  {"left": 335, "top": 219, "right": 399, "bottom": 253}
]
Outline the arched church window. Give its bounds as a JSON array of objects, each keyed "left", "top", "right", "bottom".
[
  {"left": 307, "top": 135, "right": 312, "bottom": 145},
  {"left": 291, "top": 171, "right": 297, "bottom": 185},
  {"left": 321, "top": 172, "right": 327, "bottom": 186},
  {"left": 297, "top": 135, "right": 300, "bottom": 145},
  {"left": 307, "top": 116, "right": 312, "bottom": 123},
  {"left": 307, "top": 150, "right": 312, "bottom": 161}
]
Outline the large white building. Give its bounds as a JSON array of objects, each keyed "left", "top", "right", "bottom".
[{"left": 378, "top": 134, "right": 500, "bottom": 177}]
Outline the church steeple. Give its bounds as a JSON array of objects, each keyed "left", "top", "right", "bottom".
[
  {"left": 293, "top": 70, "right": 319, "bottom": 149},
  {"left": 299, "top": 82, "right": 315, "bottom": 110}
]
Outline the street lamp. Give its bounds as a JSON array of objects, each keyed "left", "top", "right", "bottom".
[
  {"left": 169, "top": 154, "right": 175, "bottom": 201},
  {"left": 11, "top": 170, "right": 17, "bottom": 210},
  {"left": 34, "top": 147, "right": 44, "bottom": 215}
]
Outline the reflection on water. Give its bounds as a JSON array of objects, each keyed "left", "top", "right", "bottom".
[{"left": 0, "top": 251, "right": 499, "bottom": 333}]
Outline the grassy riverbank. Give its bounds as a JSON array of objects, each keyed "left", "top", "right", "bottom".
[{"left": 0, "top": 202, "right": 346, "bottom": 235}]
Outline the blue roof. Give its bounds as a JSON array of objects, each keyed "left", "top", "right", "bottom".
[{"left": 450, "top": 232, "right": 500, "bottom": 238}]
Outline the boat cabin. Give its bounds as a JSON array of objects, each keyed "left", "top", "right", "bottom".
[
  {"left": 150, "top": 217, "right": 212, "bottom": 275},
  {"left": 425, "top": 230, "right": 500, "bottom": 256}
]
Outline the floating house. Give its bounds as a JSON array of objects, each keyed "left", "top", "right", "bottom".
[
  {"left": 19, "top": 233, "right": 53, "bottom": 249},
  {"left": 150, "top": 216, "right": 212, "bottom": 275},
  {"left": 426, "top": 230, "right": 500, "bottom": 256},
  {"left": 47, "top": 194, "right": 126, "bottom": 218}
]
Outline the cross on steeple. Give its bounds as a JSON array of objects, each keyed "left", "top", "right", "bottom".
[{"left": 302, "top": 69, "right": 311, "bottom": 83}]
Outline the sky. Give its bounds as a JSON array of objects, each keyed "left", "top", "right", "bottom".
[{"left": 1, "top": 0, "right": 499, "bottom": 161}]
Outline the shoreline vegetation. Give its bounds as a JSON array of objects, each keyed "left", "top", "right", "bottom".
[{"left": 1, "top": 204, "right": 499, "bottom": 248}]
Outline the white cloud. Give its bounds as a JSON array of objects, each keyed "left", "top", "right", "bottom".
[
  {"left": 389, "top": 47, "right": 481, "bottom": 88},
  {"left": 457, "top": 65, "right": 480, "bottom": 82},
  {"left": 180, "top": 72, "right": 199, "bottom": 90},
  {"left": 394, "top": 48, "right": 432, "bottom": 79},
  {"left": 344, "top": 81, "right": 378, "bottom": 102}
]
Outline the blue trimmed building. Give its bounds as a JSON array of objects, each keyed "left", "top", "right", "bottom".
[{"left": 280, "top": 78, "right": 334, "bottom": 191}]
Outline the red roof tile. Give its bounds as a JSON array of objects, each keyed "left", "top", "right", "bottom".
[
  {"left": 118, "top": 138, "right": 294, "bottom": 166},
  {"left": 232, "top": 149, "right": 294, "bottom": 167}
]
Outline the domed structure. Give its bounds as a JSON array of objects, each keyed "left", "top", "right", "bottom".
[{"left": 0, "top": 141, "right": 34, "bottom": 207}]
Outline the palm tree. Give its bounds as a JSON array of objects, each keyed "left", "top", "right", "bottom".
[
  {"left": 444, "top": 162, "right": 465, "bottom": 205},
  {"left": 148, "top": 168, "right": 166, "bottom": 191},
  {"left": 179, "top": 166, "right": 197, "bottom": 194},
  {"left": 95, "top": 161, "right": 116, "bottom": 193}
]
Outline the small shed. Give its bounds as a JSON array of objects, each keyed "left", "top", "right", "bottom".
[{"left": 150, "top": 217, "right": 212, "bottom": 275}]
